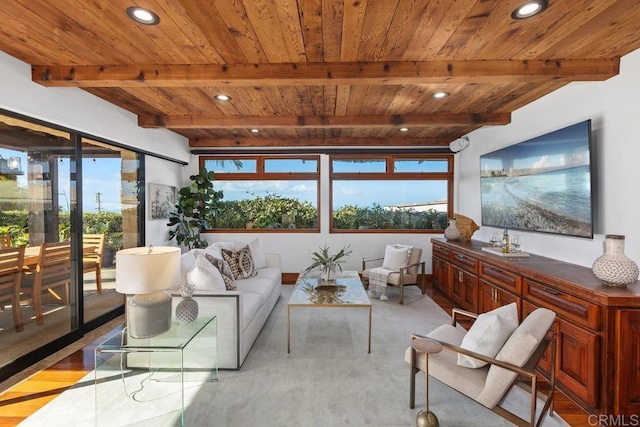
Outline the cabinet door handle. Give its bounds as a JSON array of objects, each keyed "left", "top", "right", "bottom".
[
  {"left": 456, "top": 254, "right": 465, "bottom": 260},
  {"left": 544, "top": 287, "right": 560, "bottom": 295}
]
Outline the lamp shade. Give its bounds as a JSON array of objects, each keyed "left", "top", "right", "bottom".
[{"left": 115, "top": 246, "right": 181, "bottom": 294}]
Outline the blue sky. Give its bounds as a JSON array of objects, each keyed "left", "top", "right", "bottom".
[
  {"left": 0, "top": 148, "right": 124, "bottom": 213},
  {"left": 209, "top": 158, "right": 448, "bottom": 208},
  {"left": 2, "top": 152, "right": 448, "bottom": 213}
]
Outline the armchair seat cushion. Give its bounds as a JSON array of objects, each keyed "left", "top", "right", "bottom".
[
  {"left": 405, "top": 324, "right": 489, "bottom": 402},
  {"left": 363, "top": 270, "right": 417, "bottom": 286}
]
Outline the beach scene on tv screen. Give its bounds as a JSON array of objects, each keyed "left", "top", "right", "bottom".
[{"left": 480, "top": 121, "right": 593, "bottom": 238}]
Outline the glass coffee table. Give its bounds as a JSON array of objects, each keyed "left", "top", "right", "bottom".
[{"left": 287, "top": 270, "right": 372, "bottom": 353}]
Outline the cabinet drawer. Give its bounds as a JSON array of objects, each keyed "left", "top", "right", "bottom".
[
  {"left": 524, "top": 279, "right": 601, "bottom": 330},
  {"left": 433, "top": 244, "right": 450, "bottom": 260},
  {"left": 450, "top": 250, "right": 479, "bottom": 274},
  {"left": 480, "top": 262, "right": 522, "bottom": 293}
]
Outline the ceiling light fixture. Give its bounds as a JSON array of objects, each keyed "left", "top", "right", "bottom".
[
  {"left": 214, "top": 94, "right": 232, "bottom": 102},
  {"left": 511, "top": 0, "right": 548, "bottom": 20},
  {"left": 126, "top": 6, "right": 160, "bottom": 25},
  {"left": 433, "top": 91, "right": 449, "bottom": 99}
]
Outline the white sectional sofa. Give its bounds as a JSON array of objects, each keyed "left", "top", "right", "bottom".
[{"left": 173, "top": 239, "right": 282, "bottom": 369}]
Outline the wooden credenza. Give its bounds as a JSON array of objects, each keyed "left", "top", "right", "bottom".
[{"left": 431, "top": 238, "right": 640, "bottom": 417}]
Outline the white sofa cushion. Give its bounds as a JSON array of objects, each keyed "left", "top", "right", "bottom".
[
  {"left": 241, "top": 292, "right": 262, "bottom": 332},
  {"left": 457, "top": 302, "right": 519, "bottom": 368},
  {"left": 247, "top": 238, "right": 267, "bottom": 269},
  {"left": 236, "top": 277, "right": 275, "bottom": 305},
  {"left": 255, "top": 266, "right": 281, "bottom": 283},
  {"left": 180, "top": 251, "right": 197, "bottom": 287}
]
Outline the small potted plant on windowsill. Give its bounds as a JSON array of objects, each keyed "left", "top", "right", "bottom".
[{"left": 302, "top": 245, "right": 352, "bottom": 290}]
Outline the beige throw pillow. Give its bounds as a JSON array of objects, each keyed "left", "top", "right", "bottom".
[
  {"left": 382, "top": 244, "right": 411, "bottom": 270},
  {"left": 457, "top": 302, "right": 519, "bottom": 368}
]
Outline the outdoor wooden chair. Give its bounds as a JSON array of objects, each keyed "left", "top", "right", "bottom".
[
  {"left": 406, "top": 307, "right": 557, "bottom": 427},
  {"left": 0, "top": 246, "right": 25, "bottom": 332},
  {"left": 82, "top": 234, "right": 105, "bottom": 293},
  {"left": 0, "top": 234, "right": 11, "bottom": 248},
  {"left": 21, "top": 241, "right": 72, "bottom": 325}
]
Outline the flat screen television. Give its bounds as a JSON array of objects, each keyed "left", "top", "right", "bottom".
[{"left": 480, "top": 120, "right": 594, "bottom": 238}]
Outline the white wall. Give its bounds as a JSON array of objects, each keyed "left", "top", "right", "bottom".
[
  {"left": 456, "top": 48, "right": 640, "bottom": 268},
  {"left": 0, "top": 51, "right": 190, "bottom": 163},
  {"left": 145, "top": 156, "right": 185, "bottom": 247},
  {"left": 0, "top": 51, "right": 190, "bottom": 248},
  {"left": 183, "top": 156, "right": 435, "bottom": 274}
]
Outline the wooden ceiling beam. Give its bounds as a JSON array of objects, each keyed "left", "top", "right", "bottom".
[
  {"left": 139, "top": 112, "right": 510, "bottom": 129},
  {"left": 32, "top": 58, "right": 620, "bottom": 88},
  {"left": 189, "top": 137, "right": 452, "bottom": 147}
]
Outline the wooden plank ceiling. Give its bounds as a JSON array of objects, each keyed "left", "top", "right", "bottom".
[{"left": 0, "top": 0, "right": 639, "bottom": 150}]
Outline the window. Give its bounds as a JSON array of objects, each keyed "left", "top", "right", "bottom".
[
  {"left": 330, "top": 155, "right": 453, "bottom": 232},
  {"left": 201, "top": 156, "right": 319, "bottom": 231}
]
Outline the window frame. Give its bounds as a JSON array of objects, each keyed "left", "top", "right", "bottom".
[
  {"left": 329, "top": 154, "right": 454, "bottom": 233},
  {"left": 200, "top": 155, "right": 321, "bottom": 233}
]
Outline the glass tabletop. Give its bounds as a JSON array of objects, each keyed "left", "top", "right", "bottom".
[
  {"left": 97, "top": 316, "right": 216, "bottom": 351},
  {"left": 288, "top": 270, "right": 371, "bottom": 306}
]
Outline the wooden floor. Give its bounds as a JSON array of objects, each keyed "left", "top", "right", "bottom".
[{"left": 0, "top": 284, "right": 594, "bottom": 426}]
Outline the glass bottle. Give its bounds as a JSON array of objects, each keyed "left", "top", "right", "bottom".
[{"left": 502, "top": 228, "right": 510, "bottom": 253}]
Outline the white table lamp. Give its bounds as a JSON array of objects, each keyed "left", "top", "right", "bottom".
[{"left": 115, "top": 246, "right": 180, "bottom": 338}]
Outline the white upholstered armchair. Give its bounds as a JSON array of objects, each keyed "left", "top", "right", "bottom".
[
  {"left": 362, "top": 245, "right": 425, "bottom": 304},
  {"left": 406, "top": 306, "right": 557, "bottom": 427}
]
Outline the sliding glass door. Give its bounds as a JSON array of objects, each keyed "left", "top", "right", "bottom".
[
  {"left": 81, "top": 138, "right": 140, "bottom": 323},
  {"left": 0, "top": 113, "right": 78, "bottom": 370},
  {"left": 0, "top": 111, "right": 143, "bottom": 379}
]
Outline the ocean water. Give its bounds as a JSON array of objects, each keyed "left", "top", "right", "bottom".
[{"left": 481, "top": 165, "right": 592, "bottom": 224}]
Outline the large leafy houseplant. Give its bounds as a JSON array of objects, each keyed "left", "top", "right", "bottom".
[
  {"left": 302, "top": 245, "right": 352, "bottom": 283},
  {"left": 167, "top": 167, "right": 223, "bottom": 250}
]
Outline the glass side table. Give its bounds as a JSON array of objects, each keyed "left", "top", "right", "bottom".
[{"left": 95, "top": 315, "right": 217, "bottom": 426}]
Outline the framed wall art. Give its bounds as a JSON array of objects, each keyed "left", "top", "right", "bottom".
[{"left": 148, "top": 183, "right": 176, "bottom": 220}]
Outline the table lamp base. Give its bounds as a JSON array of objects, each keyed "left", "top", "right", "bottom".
[{"left": 127, "top": 291, "right": 172, "bottom": 338}]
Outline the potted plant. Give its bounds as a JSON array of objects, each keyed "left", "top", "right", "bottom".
[
  {"left": 302, "top": 245, "right": 352, "bottom": 285},
  {"left": 167, "top": 167, "right": 223, "bottom": 250}
]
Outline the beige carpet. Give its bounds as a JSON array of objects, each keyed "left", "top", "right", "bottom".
[{"left": 19, "top": 286, "right": 568, "bottom": 427}]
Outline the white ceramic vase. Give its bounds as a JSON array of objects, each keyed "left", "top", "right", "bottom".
[
  {"left": 444, "top": 218, "right": 461, "bottom": 241},
  {"left": 592, "top": 234, "right": 639, "bottom": 287}
]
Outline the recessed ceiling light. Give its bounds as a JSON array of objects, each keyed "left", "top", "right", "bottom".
[
  {"left": 511, "top": 0, "right": 548, "bottom": 20},
  {"left": 433, "top": 91, "right": 449, "bottom": 99},
  {"left": 126, "top": 6, "right": 160, "bottom": 25},
  {"left": 250, "top": 129, "right": 260, "bottom": 134},
  {"left": 399, "top": 127, "right": 409, "bottom": 132},
  {"left": 214, "top": 94, "right": 232, "bottom": 102}
]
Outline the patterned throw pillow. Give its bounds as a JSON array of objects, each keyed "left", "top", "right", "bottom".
[
  {"left": 221, "top": 246, "right": 258, "bottom": 280},
  {"left": 204, "top": 254, "right": 237, "bottom": 290}
]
